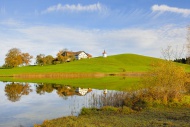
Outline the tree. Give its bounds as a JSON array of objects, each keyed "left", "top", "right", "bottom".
[
  {"left": 45, "top": 55, "right": 54, "bottom": 65},
  {"left": 187, "top": 26, "right": 190, "bottom": 55},
  {"left": 21, "top": 53, "right": 33, "bottom": 65},
  {"left": 161, "top": 45, "right": 185, "bottom": 61},
  {"left": 56, "top": 50, "right": 68, "bottom": 63},
  {"left": 186, "top": 26, "right": 190, "bottom": 64},
  {"left": 142, "top": 61, "right": 188, "bottom": 104},
  {"left": 36, "top": 54, "right": 45, "bottom": 65},
  {"left": 141, "top": 43, "right": 189, "bottom": 104},
  {"left": 4, "top": 48, "right": 33, "bottom": 67},
  {"left": 36, "top": 54, "right": 54, "bottom": 65},
  {"left": 5, "top": 48, "right": 22, "bottom": 67}
]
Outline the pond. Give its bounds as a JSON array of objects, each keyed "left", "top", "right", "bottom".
[{"left": 0, "top": 81, "right": 109, "bottom": 127}]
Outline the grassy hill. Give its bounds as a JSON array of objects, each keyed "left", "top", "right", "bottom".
[
  {"left": 0, "top": 54, "right": 163, "bottom": 76},
  {"left": 1, "top": 53, "right": 190, "bottom": 77}
]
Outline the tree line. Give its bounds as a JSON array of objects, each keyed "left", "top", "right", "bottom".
[
  {"left": 4, "top": 82, "right": 76, "bottom": 102},
  {"left": 3, "top": 48, "right": 75, "bottom": 68}
]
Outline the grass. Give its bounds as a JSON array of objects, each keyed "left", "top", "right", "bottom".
[
  {"left": 0, "top": 76, "right": 141, "bottom": 90},
  {"left": 0, "top": 53, "right": 189, "bottom": 90},
  {"left": 34, "top": 106, "right": 190, "bottom": 127},
  {"left": 0, "top": 54, "right": 162, "bottom": 76}
]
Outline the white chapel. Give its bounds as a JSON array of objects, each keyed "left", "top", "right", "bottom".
[{"left": 102, "top": 50, "right": 107, "bottom": 58}]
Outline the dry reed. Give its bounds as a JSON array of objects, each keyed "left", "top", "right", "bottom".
[
  {"left": 88, "top": 91, "right": 128, "bottom": 108},
  {"left": 13, "top": 72, "right": 105, "bottom": 79}
]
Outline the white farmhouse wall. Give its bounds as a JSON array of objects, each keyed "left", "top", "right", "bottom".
[{"left": 76, "top": 52, "right": 88, "bottom": 60}]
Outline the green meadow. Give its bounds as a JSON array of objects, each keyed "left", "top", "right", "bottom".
[
  {"left": 1, "top": 53, "right": 190, "bottom": 76},
  {"left": 0, "top": 53, "right": 161, "bottom": 90},
  {"left": 0, "top": 76, "right": 141, "bottom": 90},
  {"left": 0, "top": 53, "right": 189, "bottom": 90},
  {"left": 0, "top": 54, "right": 161, "bottom": 76}
]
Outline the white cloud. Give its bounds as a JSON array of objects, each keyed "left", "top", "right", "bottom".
[
  {"left": 151, "top": 4, "right": 190, "bottom": 17},
  {"left": 0, "top": 19, "right": 22, "bottom": 27},
  {"left": 0, "top": 24, "right": 187, "bottom": 66},
  {"left": 42, "top": 3, "right": 106, "bottom": 14}
]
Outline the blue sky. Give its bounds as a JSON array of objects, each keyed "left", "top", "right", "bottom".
[{"left": 0, "top": 0, "right": 190, "bottom": 65}]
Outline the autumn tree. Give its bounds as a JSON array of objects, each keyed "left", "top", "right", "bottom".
[
  {"left": 36, "top": 54, "right": 54, "bottom": 65},
  {"left": 4, "top": 48, "right": 33, "bottom": 67},
  {"left": 45, "top": 55, "right": 54, "bottom": 65},
  {"left": 140, "top": 43, "right": 190, "bottom": 105},
  {"left": 56, "top": 50, "right": 67, "bottom": 63},
  {"left": 55, "top": 49, "right": 75, "bottom": 63},
  {"left": 5, "top": 48, "right": 22, "bottom": 67},
  {"left": 36, "top": 54, "right": 46, "bottom": 65},
  {"left": 21, "top": 53, "right": 33, "bottom": 65},
  {"left": 144, "top": 61, "right": 187, "bottom": 103}
]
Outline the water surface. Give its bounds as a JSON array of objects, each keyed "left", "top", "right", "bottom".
[{"left": 0, "top": 82, "right": 105, "bottom": 127}]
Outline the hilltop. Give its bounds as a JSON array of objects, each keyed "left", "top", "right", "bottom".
[
  {"left": 1, "top": 53, "right": 190, "bottom": 77},
  {"left": 0, "top": 54, "right": 162, "bottom": 76}
]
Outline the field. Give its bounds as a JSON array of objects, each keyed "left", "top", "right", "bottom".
[
  {"left": 0, "top": 54, "right": 162, "bottom": 76},
  {"left": 35, "top": 106, "right": 190, "bottom": 127}
]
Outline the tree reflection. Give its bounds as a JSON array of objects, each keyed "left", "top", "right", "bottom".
[
  {"left": 35, "top": 83, "right": 54, "bottom": 95},
  {"left": 4, "top": 82, "right": 32, "bottom": 102},
  {"left": 4, "top": 82, "right": 92, "bottom": 102},
  {"left": 35, "top": 83, "right": 76, "bottom": 98}
]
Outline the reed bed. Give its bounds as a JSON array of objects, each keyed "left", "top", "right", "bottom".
[
  {"left": 88, "top": 91, "right": 128, "bottom": 108},
  {"left": 13, "top": 72, "right": 105, "bottom": 79}
]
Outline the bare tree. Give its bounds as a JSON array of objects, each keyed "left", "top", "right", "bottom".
[
  {"left": 161, "top": 45, "right": 185, "bottom": 61},
  {"left": 161, "top": 45, "right": 173, "bottom": 60},
  {"left": 186, "top": 26, "right": 190, "bottom": 63}
]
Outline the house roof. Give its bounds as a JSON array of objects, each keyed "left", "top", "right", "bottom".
[{"left": 62, "top": 51, "right": 92, "bottom": 57}]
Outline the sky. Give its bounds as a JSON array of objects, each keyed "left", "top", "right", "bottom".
[{"left": 0, "top": 0, "right": 190, "bottom": 65}]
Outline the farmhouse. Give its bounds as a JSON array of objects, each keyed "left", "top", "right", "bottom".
[{"left": 62, "top": 51, "right": 92, "bottom": 61}]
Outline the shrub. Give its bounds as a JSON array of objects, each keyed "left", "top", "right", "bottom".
[
  {"left": 124, "top": 92, "right": 149, "bottom": 111},
  {"left": 101, "top": 106, "right": 118, "bottom": 112},
  {"left": 80, "top": 107, "right": 98, "bottom": 115},
  {"left": 142, "top": 61, "right": 188, "bottom": 104},
  {"left": 120, "top": 106, "right": 134, "bottom": 114}
]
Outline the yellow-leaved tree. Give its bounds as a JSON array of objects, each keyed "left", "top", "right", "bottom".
[
  {"left": 143, "top": 61, "right": 188, "bottom": 104},
  {"left": 4, "top": 48, "right": 33, "bottom": 67}
]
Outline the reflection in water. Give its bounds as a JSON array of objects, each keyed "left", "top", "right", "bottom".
[
  {"left": 76, "top": 87, "right": 92, "bottom": 96},
  {"left": 35, "top": 83, "right": 92, "bottom": 97},
  {"left": 0, "top": 81, "right": 111, "bottom": 127},
  {"left": 4, "top": 82, "right": 93, "bottom": 102},
  {"left": 35, "top": 83, "right": 54, "bottom": 95},
  {"left": 4, "top": 82, "right": 32, "bottom": 102}
]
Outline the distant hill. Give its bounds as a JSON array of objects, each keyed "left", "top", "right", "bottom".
[{"left": 0, "top": 53, "right": 163, "bottom": 76}]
